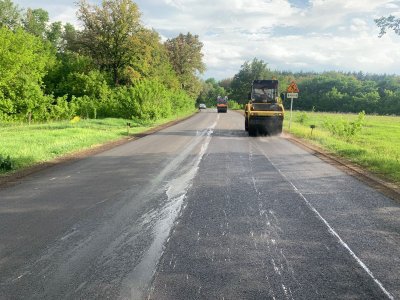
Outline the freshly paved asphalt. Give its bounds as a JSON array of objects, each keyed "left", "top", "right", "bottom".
[{"left": 0, "top": 109, "right": 399, "bottom": 299}]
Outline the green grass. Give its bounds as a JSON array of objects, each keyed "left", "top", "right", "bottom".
[
  {"left": 0, "top": 111, "right": 195, "bottom": 174},
  {"left": 284, "top": 111, "right": 400, "bottom": 184}
]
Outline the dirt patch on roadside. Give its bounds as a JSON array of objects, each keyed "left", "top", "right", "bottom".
[
  {"left": 0, "top": 113, "right": 197, "bottom": 189},
  {"left": 283, "top": 132, "right": 400, "bottom": 202}
]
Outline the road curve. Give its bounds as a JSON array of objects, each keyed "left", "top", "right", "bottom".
[{"left": 0, "top": 109, "right": 399, "bottom": 299}]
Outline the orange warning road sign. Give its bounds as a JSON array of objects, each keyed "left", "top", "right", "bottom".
[{"left": 287, "top": 81, "right": 299, "bottom": 93}]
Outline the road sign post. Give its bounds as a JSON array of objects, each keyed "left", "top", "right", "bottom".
[
  {"left": 287, "top": 93, "right": 298, "bottom": 130},
  {"left": 286, "top": 82, "right": 299, "bottom": 132},
  {"left": 289, "top": 96, "right": 294, "bottom": 131}
]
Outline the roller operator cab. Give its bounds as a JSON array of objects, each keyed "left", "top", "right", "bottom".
[{"left": 244, "top": 80, "right": 284, "bottom": 136}]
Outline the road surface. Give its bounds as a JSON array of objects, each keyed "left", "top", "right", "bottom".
[{"left": 0, "top": 109, "right": 399, "bottom": 299}]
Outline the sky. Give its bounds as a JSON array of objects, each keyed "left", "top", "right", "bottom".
[{"left": 13, "top": 0, "right": 400, "bottom": 79}]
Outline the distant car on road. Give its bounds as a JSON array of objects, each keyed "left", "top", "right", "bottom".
[{"left": 199, "top": 103, "right": 207, "bottom": 109}]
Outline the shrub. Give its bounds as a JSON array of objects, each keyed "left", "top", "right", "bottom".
[
  {"left": 0, "top": 155, "right": 13, "bottom": 171},
  {"left": 296, "top": 112, "right": 309, "bottom": 124},
  {"left": 113, "top": 86, "right": 139, "bottom": 119},
  {"left": 228, "top": 100, "right": 243, "bottom": 110},
  {"left": 48, "top": 95, "right": 77, "bottom": 121},
  {"left": 0, "top": 27, "right": 55, "bottom": 121},
  {"left": 170, "top": 89, "right": 195, "bottom": 114},
  {"left": 72, "top": 95, "right": 97, "bottom": 119},
  {"left": 323, "top": 111, "right": 366, "bottom": 138}
]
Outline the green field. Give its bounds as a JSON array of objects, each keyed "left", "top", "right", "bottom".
[
  {"left": 284, "top": 111, "right": 400, "bottom": 184},
  {"left": 0, "top": 111, "right": 195, "bottom": 174}
]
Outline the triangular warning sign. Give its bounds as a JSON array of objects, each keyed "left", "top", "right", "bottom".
[{"left": 287, "top": 81, "right": 299, "bottom": 93}]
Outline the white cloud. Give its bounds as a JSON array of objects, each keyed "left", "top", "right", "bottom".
[
  {"left": 13, "top": 1, "right": 82, "bottom": 26},
  {"left": 164, "top": 0, "right": 185, "bottom": 10},
  {"left": 50, "top": 6, "right": 79, "bottom": 26},
  {"left": 150, "top": 0, "right": 400, "bottom": 78},
  {"left": 13, "top": 0, "right": 400, "bottom": 78},
  {"left": 350, "top": 18, "right": 369, "bottom": 32},
  {"left": 287, "top": 0, "right": 396, "bottom": 29}
]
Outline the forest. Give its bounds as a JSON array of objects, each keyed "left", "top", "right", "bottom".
[
  {"left": 200, "top": 58, "right": 400, "bottom": 115},
  {"left": 0, "top": 0, "right": 204, "bottom": 123}
]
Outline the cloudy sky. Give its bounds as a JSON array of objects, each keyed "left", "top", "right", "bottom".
[{"left": 13, "top": 0, "right": 400, "bottom": 79}]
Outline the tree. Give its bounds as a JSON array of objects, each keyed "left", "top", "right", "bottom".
[
  {"left": 230, "top": 58, "right": 273, "bottom": 103},
  {"left": 0, "top": 27, "right": 55, "bottom": 120},
  {"left": 43, "top": 52, "right": 96, "bottom": 98},
  {"left": 61, "top": 23, "right": 80, "bottom": 53},
  {"left": 197, "top": 78, "right": 226, "bottom": 107},
  {"left": 165, "top": 32, "right": 205, "bottom": 97},
  {"left": 77, "top": 0, "right": 142, "bottom": 85},
  {"left": 23, "top": 8, "right": 49, "bottom": 38},
  {"left": 0, "top": 0, "right": 21, "bottom": 29},
  {"left": 124, "top": 28, "right": 179, "bottom": 89},
  {"left": 218, "top": 78, "right": 233, "bottom": 93},
  {"left": 375, "top": 15, "right": 400, "bottom": 37},
  {"left": 46, "top": 21, "right": 63, "bottom": 50}
]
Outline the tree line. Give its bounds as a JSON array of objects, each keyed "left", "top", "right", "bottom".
[
  {"left": 199, "top": 58, "right": 400, "bottom": 115},
  {"left": 0, "top": 0, "right": 205, "bottom": 123},
  {"left": 2, "top": 0, "right": 399, "bottom": 121}
]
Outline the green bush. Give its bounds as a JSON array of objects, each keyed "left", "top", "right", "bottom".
[
  {"left": 113, "top": 86, "right": 139, "bottom": 119},
  {"left": 0, "top": 27, "right": 55, "bottom": 121},
  {"left": 136, "top": 80, "right": 173, "bottom": 121},
  {"left": 0, "top": 155, "right": 13, "bottom": 171},
  {"left": 171, "top": 89, "right": 195, "bottom": 114},
  {"left": 0, "top": 98, "right": 17, "bottom": 121},
  {"left": 70, "top": 79, "right": 195, "bottom": 121},
  {"left": 116, "top": 80, "right": 193, "bottom": 121},
  {"left": 323, "top": 111, "right": 366, "bottom": 138},
  {"left": 48, "top": 96, "right": 77, "bottom": 121},
  {"left": 72, "top": 95, "right": 97, "bottom": 119},
  {"left": 296, "top": 112, "right": 309, "bottom": 124},
  {"left": 228, "top": 100, "right": 243, "bottom": 110}
]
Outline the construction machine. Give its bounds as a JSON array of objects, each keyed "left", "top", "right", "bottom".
[
  {"left": 217, "top": 96, "right": 228, "bottom": 113},
  {"left": 244, "top": 80, "right": 284, "bottom": 136}
]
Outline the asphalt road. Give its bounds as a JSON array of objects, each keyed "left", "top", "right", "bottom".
[{"left": 1, "top": 109, "right": 399, "bottom": 299}]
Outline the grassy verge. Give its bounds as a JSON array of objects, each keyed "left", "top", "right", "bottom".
[
  {"left": 0, "top": 110, "right": 196, "bottom": 174},
  {"left": 227, "top": 100, "right": 244, "bottom": 110},
  {"left": 283, "top": 111, "right": 400, "bottom": 184}
]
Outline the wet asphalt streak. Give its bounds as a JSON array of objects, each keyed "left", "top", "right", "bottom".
[{"left": 1, "top": 109, "right": 399, "bottom": 299}]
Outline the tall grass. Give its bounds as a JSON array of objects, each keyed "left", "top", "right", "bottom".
[{"left": 284, "top": 111, "right": 400, "bottom": 183}]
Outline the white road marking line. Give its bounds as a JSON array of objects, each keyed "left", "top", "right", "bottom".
[
  {"left": 60, "top": 229, "right": 78, "bottom": 241},
  {"left": 126, "top": 116, "right": 219, "bottom": 299},
  {"left": 95, "top": 198, "right": 110, "bottom": 205},
  {"left": 256, "top": 143, "right": 394, "bottom": 300},
  {"left": 74, "top": 281, "right": 87, "bottom": 293},
  {"left": 14, "top": 271, "right": 30, "bottom": 281},
  {"left": 252, "top": 176, "right": 258, "bottom": 193}
]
